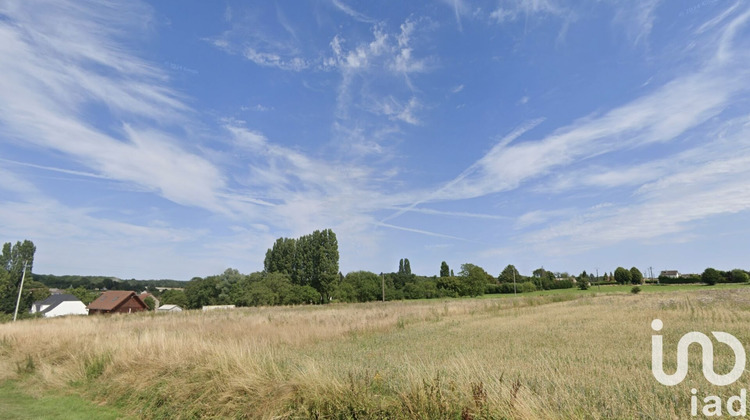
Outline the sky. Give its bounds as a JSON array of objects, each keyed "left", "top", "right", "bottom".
[{"left": 1, "top": 0, "right": 750, "bottom": 280}]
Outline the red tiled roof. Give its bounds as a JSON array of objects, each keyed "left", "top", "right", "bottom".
[{"left": 88, "top": 291, "right": 144, "bottom": 311}]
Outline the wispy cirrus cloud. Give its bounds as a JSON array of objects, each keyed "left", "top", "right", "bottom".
[
  {"left": 435, "top": 52, "right": 743, "bottom": 201},
  {"left": 325, "top": 18, "right": 434, "bottom": 158},
  {"left": 490, "top": 0, "right": 571, "bottom": 23},
  {"left": 0, "top": 0, "right": 230, "bottom": 213},
  {"left": 330, "top": 0, "right": 377, "bottom": 23},
  {"left": 206, "top": 4, "right": 311, "bottom": 72},
  {"left": 511, "top": 6, "right": 750, "bottom": 252},
  {"left": 379, "top": 3, "right": 750, "bottom": 261}
]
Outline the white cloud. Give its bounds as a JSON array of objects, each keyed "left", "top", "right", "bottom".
[
  {"left": 241, "top": 104, "right": 274, "bottom": 112},
  {"left": 611, "top": 0, "right": 661, "bottom": 45},
  {"left": 439, "top": 0, "right": 470, "bottom": 31},
  {"left": 490, "top": 0, "right": 569, "bottom": 23},
  {"left": 0, "top": 0, "right": 230, "bottom": 214},
  {"left": 243, "top": 47, "right": 309, "bottom": 71},
  {"left": 331, "top": 0, "right": 377, "bottom": 23},
  {"left": 434, "top": 52, "right": 743, "bottom": 201},
  {"left": 205, "top": 5, "right": 311, "bottom": 72},
  {"left": 374, "top": 96, "right": 422, "bottom": 125}
]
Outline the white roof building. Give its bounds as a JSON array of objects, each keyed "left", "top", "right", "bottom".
[
  {"left": 157, "top": 304, "right": 183, "bottom": 312},
  {"left": 30, "top": 294, "right": 88, "bottom": 317}
]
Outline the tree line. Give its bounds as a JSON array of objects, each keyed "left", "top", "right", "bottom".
[{"left": 4, "top": 234, "right": 750, "bottom": 316}]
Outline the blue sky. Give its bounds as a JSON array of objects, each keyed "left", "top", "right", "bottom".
[{"left": 1, "top": 0, "right": 750, "bottom": 280}]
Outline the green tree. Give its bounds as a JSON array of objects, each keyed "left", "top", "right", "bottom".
[
  {"left": 342, "top": 271, "right": 381, "bottom": 302},
  {"left": 264, "top": 237, "right": 297, "bottom": 278},
  {"left": 144, "top": 296, "right": 156, "bottom": 311},
  {"left": 265, "top": 229, "right": 339, "bottom": 303},
  {"left": 731, "top": 269, "right": 749, "bottom": 283},
  {"left": 498, "top": 264, "right": 520, "bottom": 284},
  {"left": 459, "top": 263, "right": 489, "bottom": 297},
  {"left": 577, "top": 271, "right": 589, "bottom": 290},
  {"left": 184, "top": 276, "right": 220, "bottom": 309},
  {"left": 287, "top": 285, "right": 320, "bottom": 305},
  {"left": 160, "top": 289, "right": 188, "bottom": 308},
  {"left": 630, "top": 267, "right": 643, "bottom": 285},
  {"left": 614, "top": 267, "right": 631, "bottom": 285},
  {"left": 436, "top": 276, "right": 462, "bottom": 297},
  {"left": 440, "top": 261, "right": 450, "bottom": 277},
  {"left": 309, "top": 229, "right": 339, "bottom": 303},
  {"left": 702, "top": 268, "right": 721, "bottom": 286},
  {"left": 0, "top": 240, "right": 37, "bottom": 314},
  {"left": 66, "top": 287, "right": 99, "bottom": 305},
  {"left": 397, "top": 258, "right": 412, "bottom": 276}
]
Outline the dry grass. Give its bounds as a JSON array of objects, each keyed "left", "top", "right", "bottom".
[{"left": 2, "top": 289, "right": 750, "bottom": 419}]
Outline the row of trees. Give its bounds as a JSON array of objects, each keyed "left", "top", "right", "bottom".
[
  {"left": 32, "top": 274, "right": 184, "bottom": 292},
  {"left": 7, "top": 233, "right": 750, "bottom": 316},
  {"left": 263, "top": 229, "right": 339, "bottom": 302},
  {"left": 700, "top": 268, "right": 750, "bottom": 285}
]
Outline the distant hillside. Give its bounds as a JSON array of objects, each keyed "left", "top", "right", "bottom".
[{"left": 33, "top": 274, "right": 187, "bottom": 291}]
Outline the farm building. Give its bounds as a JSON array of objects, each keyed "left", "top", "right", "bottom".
[
  {"left": 157, "top": 304, "right": 183, "bottom": 312},
  {"left": 30, "top": 294, "right": 88, "bottom": 317},
  {"left": 202, "top": 305, "right": 235, "bottom": 311},
  {"left": 88, "top": 291, "right": 148, "bottom": 315}
]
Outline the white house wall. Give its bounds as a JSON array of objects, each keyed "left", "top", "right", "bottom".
[{"left": 45, "top": 301, "right": 88, "bottom": 317}]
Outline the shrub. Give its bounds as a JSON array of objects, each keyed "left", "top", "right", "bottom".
[
  {"left": 631, "top": 286, "right": 641, "bottom": 294},
  {"left": 548, "top": 280, "right": 574, "bottom": 290},
  {"left": 702, "top": 268, "right": 721, "bottom": 286},
  {"left": 519, "top": 281, "right": 537, "bottom": 293},
  {"left": 498, "top": 283, "right": 517, "bottom": 294},
  {"left": 484, "top": 284, "right": 501, "bottom": 294},
  {"left": 578, "top": 279, "right": 589, "bottom": 290},
  {"left": 658, "top": 274, "right": 701, "bottom": 284}
]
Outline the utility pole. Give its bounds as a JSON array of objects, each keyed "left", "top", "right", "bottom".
[
  {"left": 596, "top": 267, "right": 600, "bottom": 291},
  {"left": 13, "top": 261, "right": 28, "bottom": 322},
  {"left": 381, "top": 273, "right": 385, "bottom": 302}
]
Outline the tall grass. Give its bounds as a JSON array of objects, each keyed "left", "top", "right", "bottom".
[{"left": 1, "top": 289, "right": 748, "bottom": 418}]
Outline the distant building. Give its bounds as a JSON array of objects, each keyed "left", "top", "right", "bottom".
[
  {"left": 30, "top": 294, "right": 88, "bottom": 317},
  {"left": 88, "top": 291, "right": 148, "bottom": 315},
  {"left": 202, "top": 305, "right": 236, "bottom": 311},
  {"left": 155, "top": 287, "right": 184, "bottom": 292},
  {"left": 157, "top": 304, "right": 183, "bottom": 312},
  {"left": 660, "top": 270, "right": 680, "bottom": 278}
]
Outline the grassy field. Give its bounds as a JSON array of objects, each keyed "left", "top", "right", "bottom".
[
  {"left": 2, "top": 285, "right": 750, "bottom": 419},
  {"left": 0, "top": 381, "right": 129, "bottom": 420}
]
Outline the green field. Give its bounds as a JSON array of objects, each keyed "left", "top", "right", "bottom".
[
  {"left": 0, "top": 381, "right": 128, "bottom": 420},
  {"left": 2, "top": 284, "right": 749, "bottom": 419},
  {"left": 481, "top": 282, "right": 748, "bottom": 298}
]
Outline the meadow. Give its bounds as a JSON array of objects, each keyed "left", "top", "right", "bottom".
[{"left": 2, "top": 285, "right": 750, "bottom": 419}]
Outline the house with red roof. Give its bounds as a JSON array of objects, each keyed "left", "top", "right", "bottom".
[{"left": 88, "top": 291, "right": 148, "bottom": 315}]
